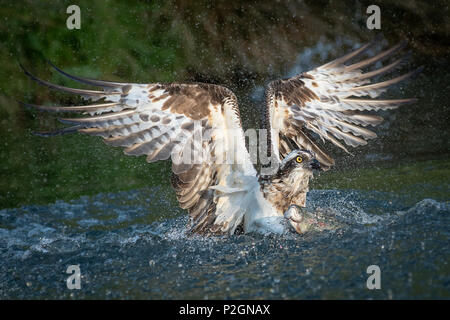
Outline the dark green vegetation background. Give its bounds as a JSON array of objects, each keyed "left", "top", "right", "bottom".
[{"left": 0, "top": 0, "right": 449, "bottom": 208}]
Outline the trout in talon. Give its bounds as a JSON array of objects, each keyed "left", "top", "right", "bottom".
[{"left": 284, "top": 205, "right": 341, "bottom": 234}]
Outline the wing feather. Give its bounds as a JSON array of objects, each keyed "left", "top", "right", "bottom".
[
  {"left": 22, "top": 64, "right": 256, "bottom": 235},
  {"left": 265, "top": 40, "right": 420, "bottom": 167}
]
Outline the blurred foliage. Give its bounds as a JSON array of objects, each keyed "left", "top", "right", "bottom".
[
  {"left": 0, "top": 0, "right": 449, "bottom": 208},
  {"left": 311, "top": 158, "right": 450, "bottom": 204}
]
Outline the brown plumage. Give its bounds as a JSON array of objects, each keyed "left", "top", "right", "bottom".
[{"left": 20, "top": 39, "right": 420, "bottom": 235}]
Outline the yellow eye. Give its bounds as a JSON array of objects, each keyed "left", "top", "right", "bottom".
[{"left": 296, "top": 156, "right": 303, "bottom": 163}]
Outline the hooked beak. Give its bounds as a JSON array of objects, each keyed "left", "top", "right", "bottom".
[{"left": 310, "top": 159, "right": 321, "bottom": 170}]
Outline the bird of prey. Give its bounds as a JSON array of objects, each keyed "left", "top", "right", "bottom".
[{"left": 21, "top": 40, "right": 420, "bottom": 236}]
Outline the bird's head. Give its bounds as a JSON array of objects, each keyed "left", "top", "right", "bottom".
[
  {"left": 262, "top": 149, "right": 321, "bottom": 201},
  {"left": 279, "top": 149, "right": 321, "bottom": 174}
]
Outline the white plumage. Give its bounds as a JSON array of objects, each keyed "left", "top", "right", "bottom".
[{"left": 21, "top": 40, "right": 420, "bottom": 235}]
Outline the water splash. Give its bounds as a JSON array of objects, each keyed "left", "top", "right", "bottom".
[{"left": 0, "top": 187, "right": 448, "bottom": 299}]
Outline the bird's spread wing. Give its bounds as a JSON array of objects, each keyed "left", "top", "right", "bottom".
[
  {"left": 265, "top": 40, "right": 421, "bottom": 168},
  {"left": 21, "top": 63, "right": 257, "bottom": 235}
]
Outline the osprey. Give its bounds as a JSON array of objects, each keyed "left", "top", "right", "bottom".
[{"left": 21, "top": 40, "right": 420, "bottom": 235}]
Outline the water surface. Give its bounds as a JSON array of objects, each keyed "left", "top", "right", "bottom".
[{"left": 1, "top": 178, "right": 448, "bottom": 299}]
